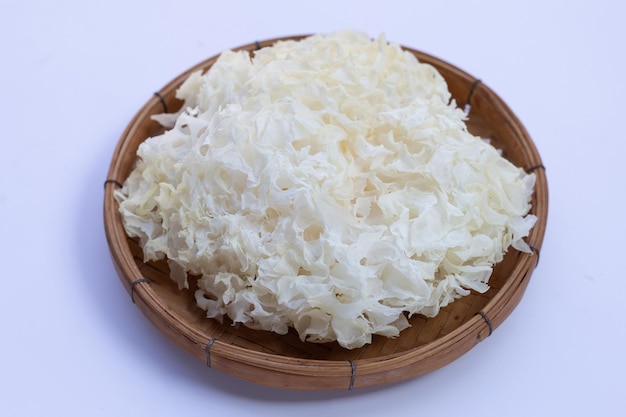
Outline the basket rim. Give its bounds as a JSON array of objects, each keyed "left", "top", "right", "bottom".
[{"left": 103, "top": 35, "right": 548, "bottom": 390}]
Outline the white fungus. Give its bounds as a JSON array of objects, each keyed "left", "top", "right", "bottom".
[{"left": 115, "top": 30, "right": 536, "bottom": 349}]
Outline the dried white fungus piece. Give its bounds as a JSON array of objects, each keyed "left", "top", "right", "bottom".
[{"left": 115, "top": 30, "right": 536, "bottom": 349}]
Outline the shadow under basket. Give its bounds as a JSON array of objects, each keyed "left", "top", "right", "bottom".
[{"left": 103, "top": 36, "right": 548, "bottom": 391}]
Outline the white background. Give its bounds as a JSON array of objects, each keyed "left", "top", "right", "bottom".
[{"left": 2, "top": 1, "right": 624, "bottom": 416}]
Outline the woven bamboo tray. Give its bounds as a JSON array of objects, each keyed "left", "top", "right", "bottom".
[{"left": 103, "top": 35, "right": 548, "bottom": 391}]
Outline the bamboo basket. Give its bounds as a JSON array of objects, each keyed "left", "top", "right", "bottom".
[{"left": 103, "top": 35, "right": 548, "bottom": 391}]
